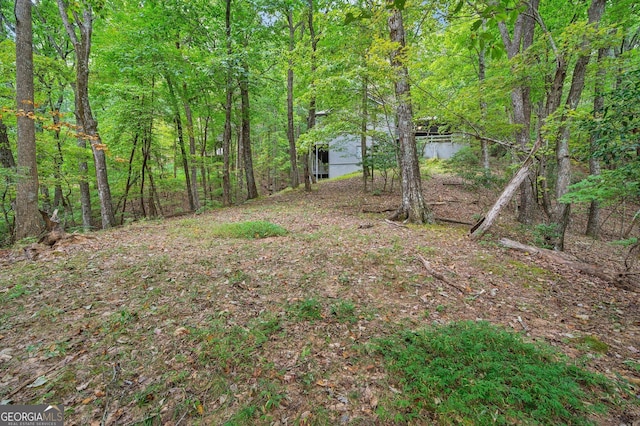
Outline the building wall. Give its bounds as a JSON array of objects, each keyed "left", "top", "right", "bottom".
[
  {"left": 313, "top": 129, "right": 468, "bottom": 180},
  {"left": 327, "top": 134, "right": 363, "bottom": 178}
]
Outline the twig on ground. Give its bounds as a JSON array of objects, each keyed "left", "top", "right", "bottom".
[
  {"left": 384, "top": 219, "right": 407, "bottom": 228},
  {"left": 417, "top": 255, "right": 466, "bottom": 294},
  {"left": 6, "top": 348, "right": 84, "bottom": 400},
  {"left": 517, "top": 316, "right": 528, "bottom": 332}
]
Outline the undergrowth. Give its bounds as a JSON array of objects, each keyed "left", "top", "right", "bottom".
[
  {"left": 209, "top": 221, "right": 288, "bottom": 239},
  {"left": 373, "top": 320, "right": 615, "bottom": 425}
]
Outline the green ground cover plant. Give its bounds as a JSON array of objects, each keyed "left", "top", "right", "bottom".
[{"left": 374, "top": 320, "right": 615, "bottom": 425}]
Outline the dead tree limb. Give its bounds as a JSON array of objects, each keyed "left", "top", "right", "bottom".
[
  {"left": 417, "top": 255, "right": 466, "bottom": 294},
  {"left": 384, "top": 219, "right": 407, "bottom": 228},
  {"left": 470, "top": 139, "right": 542, "bottom": 240},
  {"left": 498, "top": 238, "right": 632, "bottom": 287},
  {"left": 38, "top": 209, "right": 66, "bottom": 246},
  {"left": 435, "top": 217, "right": 475, "bottom": 226}
]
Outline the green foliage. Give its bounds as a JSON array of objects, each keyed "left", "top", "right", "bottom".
[
  {"left": 569, "top": 335, "right": 609, "bottom": 355},
  {"left": 563, "top": 69, "right": 640, "bottom": 207},
  {"left": 329, "top": 300, "right": 357, "bottom": 324},
  {"left": 193, "top": 314, "right": 281, "bottom": 371},
  {"left": 533, "top": 223, "right": 560, "bottom": 249},
  {"left": 374, "top": 321, "right": 613, "bottom": 425},
  {"left": 286, "top": 298, "right": 323, "bottom": 322},
  {"left": 445, "top": 146, "right": 502, "bottom": 188},
  {"left": 208, "top": 221, "right": 288, "bottom": 239}
]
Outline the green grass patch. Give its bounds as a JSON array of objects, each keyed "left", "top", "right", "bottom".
[
  {"left": 373, "top": 321, "right": 613, "bottom": 425},
  {"left": 172, "top": 220, "right": 287, "bottom": 240},
  {"left": 209, "top": 221, "right": 288, "bottom": 239},
  {"left": 570, "top": 335, "right": 609, "bottom": 355},
  {"left": 329, "top": 300, "right": 357, "bottom": 323},
  {"left": 286, "top": 298, "right": 323, "bottom": 322},
  {"left": 191, "top": 313, "right": 281, "bottom": 373}
]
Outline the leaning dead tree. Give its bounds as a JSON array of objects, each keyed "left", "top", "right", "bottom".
[{"left": 470, "top": 139, "right": 542, "bottom": 240}]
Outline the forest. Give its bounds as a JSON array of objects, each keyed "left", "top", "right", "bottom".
[
  {"left": 0, "top": 0, "right": 637, "bottom": 248},
  {"left": 1, "top": 0, "right": 640, "bottom": 424}
]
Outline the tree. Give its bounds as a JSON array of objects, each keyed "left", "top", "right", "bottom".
[
  {"left": 239, "top": 59, "right": 259, "bottom": 200},
  {"left": 222, "top": 0, "right": 233, "bottom": 206},
  {"left": 549, "top": 0, "right": 606, "bottom": 250},
  {"left": 497, "top": 0, "right": 539, "bottom": 225},
  {"left": 57, "top": 0, "right": 115, "bottom": 229},
  {"left": 286, "top": 6, "right": 300, "bottom": 189},
  {"left": 14, "top": 0, "right": 40, "bottom": 239},
  {"left": 387, "top": 6, "right": 431, "bottom": 224}
]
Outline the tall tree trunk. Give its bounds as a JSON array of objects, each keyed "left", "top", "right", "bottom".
[
  {"left": 14, "top": 0, "right": 41, "bottom": 239},
  {"left": 50, "top": 95, "right": 65, "bottom": 211},
  {"left": 387, "top": 7, "right": 431, "bottom": 224},
  {"left": 586, "top": 46, "right": 608, "bottom": 238},
  {"left": 304, "top": 0, "right": 318, "bottom": 192},
  {"left": 498, "top": 0, "right": 539, "bottom": 224},
  {"left": 57, "top": 1, "right": 115, "bottom": 229},
  {"left": 200, "top": 116, "right": 210, "bottom": 202},
  {"left": 119, "top": 134, "right": 138, "bottom": 223},
  {"left": 222, "top": 0, "right": 233, "bottom": 206},
  {"left": 478, "top": 20, "right": 489, "bottom": 171},
  {"left": 239, "top": 62, "right": 258, "bottom": 199},
  {"left": 182, "top": 86, "right": 201, "bottom": 210},
  {"left": 551, "top": 0, "right": 606, "bottom": 250},
  {"left": 361, "top": 76, "right": 370, "bottom": 190},
  {"left": 166, "top": 75, "right": 195, "bottom": 211},
  {"left": 286, "top": 9, "right": 299, "bottom": 189}
]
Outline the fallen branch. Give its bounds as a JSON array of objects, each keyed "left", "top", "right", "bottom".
[
  {"left": 517, "top": 316, "right": 528, "bottom": 332},
  {"left": 364, "top": 202, "right": 448, "bottom": 214},
  {"left": 470, "top": 139, "right": 542, "bottom": 240},
  {"left": 435, "top": 217, "right": 475, "bottom": 226},
  {"left": 417, "top": 255, "right": 466, "bottom": 294},
  {"left": 384, "top": 219, "right": 407, "bottom": 228},
  {"left": 498, "top": 238, "right": 616, "bottom": 283},
  {"left": 6, "top": 347, "right": 84, "bottom": 400},
  {"left": 362, "top": 206, "right": 395, "bottom": 213}
]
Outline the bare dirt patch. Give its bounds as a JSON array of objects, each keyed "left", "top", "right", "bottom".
[{"left": 0, "top": 174, "right": 638, "bottom": 425}]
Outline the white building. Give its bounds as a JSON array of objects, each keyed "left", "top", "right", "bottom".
[{"left": 312, "top": 120, "right": 467, "bottom": 180}]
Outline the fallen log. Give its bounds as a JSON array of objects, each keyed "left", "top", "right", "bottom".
[
  {"left": 435, "top": 217, "right": 475, "bottom": 226},
  {"left": 498, "top": 238, "right": 628, "bottom": 286}
]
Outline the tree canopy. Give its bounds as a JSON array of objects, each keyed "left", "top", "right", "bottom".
[{"left": 0, "top": 0, "right": 638, "bottom": 247}]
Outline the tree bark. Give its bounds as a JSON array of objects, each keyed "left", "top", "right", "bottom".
[
  {"left": 14, "top": 0, "right": 41, "bottom": 239},
  {"left": 361, "top": 76, "right": 370, "bottom": 190},
  {"left": 387, "top": 7, "right": 431, "bottom": 224},
  {"left": 304, "top": 0, "right": 318, "bottom": 192},
  {"left": 0, "top": 120, "right": 15, "bottom": 169},
  {"left": 222, "top": 0, "right": 233, "bottom": 206},
  {"left": 239, "top": 61, "right": 258, "bottom": 200},
  {"left": 165, "top": 75, "right": 195, "bottom": 212},
  {"left": 286, "top": 9, "right": 299, "bottom": 189},
  {"left": 478, "top": 20, "right": 489, "bottom": 171},
  {"left": 57, "top": 0, "right": 115, "bottom": 229},
  {"left": 498, "top": 0, "right": 539, "bottom": 224},
  {"left": 551, "top": 0, "right": 606, "bottom": 250},
  {"left": 586, "top": 47, "right": 608, "bottom": 238},
  {"left": 182, "top": 85, "right": 201, "bottom": 210}
]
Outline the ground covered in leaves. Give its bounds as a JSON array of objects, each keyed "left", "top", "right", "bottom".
[{"left": 1, "top": 172, "right": 639, "bottom": 425}]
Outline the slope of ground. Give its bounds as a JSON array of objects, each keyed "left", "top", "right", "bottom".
[{"left": 0, "top": 174, "right": 638, "bottom": 425}]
